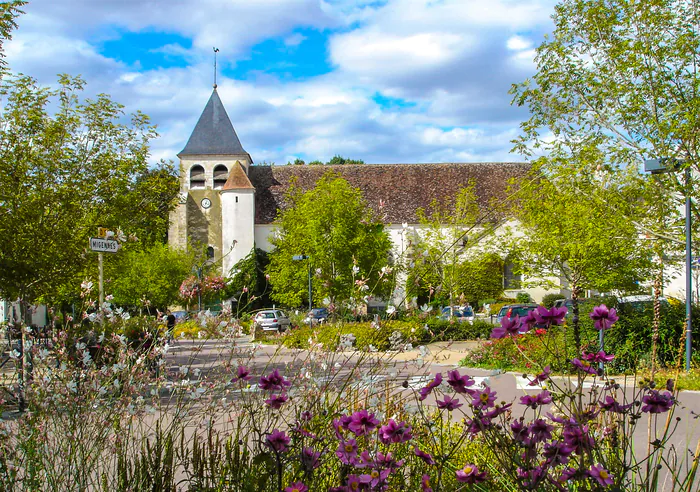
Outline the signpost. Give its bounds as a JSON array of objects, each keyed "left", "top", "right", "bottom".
[{"left": 90, "top": 233, "right": 119, "bottom": 307}]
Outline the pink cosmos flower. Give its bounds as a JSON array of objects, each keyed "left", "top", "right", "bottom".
[
  {"left": 471, "top": 386, "right": 497, "bottom": 409},
  {"left": 446, "top": 369, "right": 475, "bottom": 394},
  {"left": 455, "top": 464, "right": 487, "bottom": 484},
  {"left": 421, "top": 474, "right": 433, "bottom": 492},
  {"left": 641, "top": 390, "right": 675, "bottom": 414},
  {"left": 347, "top": 409, "right": 380, "bottom": 436},
  {"left": 301, "top": 447, "right": 321, "bottom": 470},
  {"left": 599, "top": 395, "right": 632, "bottom": 414},
  {"left": 378, "top": 419, "right": 413, "bottom": 443},
  {"left": 571, "top": 358, "right": 598, "bottom": 375},
  {"left": 581, "top": 351, "right": 615, "bottom": 364},
  {"left": 284, "top": 482, "right": 308, "bottom": 492},
  {"left": 528, "top": 365, "right": 551, "bottom": 386},
  {"left": 235, "top": 365, "right": 252, "bottom": 381},
  {"left": 534, "top": 305, "right": 567, "bottom": 326},
  {"left": 336, "top": 439, "right": 359, "bottom": 465},
  {"left": 589, "top": 304, "right": 619, "bottom": 331},
  {"left": 264, "top": 394, "right": 288, "bottom": 409},
  {"left": 491, "top": 315, "right": 521, "bottom": 338},
  {"left": 414, "top": 447, "right": 436, "bottom": 465},
  {"left": 519, "top": 390, "right": 553, "bottom": 408},
  {"left": 436, "top": 395, "right": 463, "bottom": 411},
  {"left": 588, "top": 464, "right": 614, "bottom": 487},
  {"left": 265, "top": 429, "right": 290, "bottom": 453},
  {"left": 259, "top": 369, "right": 292, "bottom": 391},
  {"left": 418, "top": 373, "right": 443, "bottom": 401}
]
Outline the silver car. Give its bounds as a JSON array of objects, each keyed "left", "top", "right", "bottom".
[{"left": 253, "top": 309, "right": 291, "bottom": 332}]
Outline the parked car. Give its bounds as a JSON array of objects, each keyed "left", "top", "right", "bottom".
[
  {"left": 496, "top": 304, "right": 538, "bottom": 324},
  {"left": 439, "top": 306, "right": 475, "bottom": 323},
  {"left": 253, "top": 309, "right": 292, "bottom": 332},
  {"left": 304, "top": 307, "right": 329, "bottom": 325},
  {"left": 171, "top": 310, "right": 188, "bottom": 323}
]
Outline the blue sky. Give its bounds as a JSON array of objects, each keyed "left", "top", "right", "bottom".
[{"left": 4, "top": 0, "right": 559, "bottom": 165}]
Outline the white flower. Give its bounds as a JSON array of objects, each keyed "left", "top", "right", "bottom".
[
  {"left": 404, "top": 343, "right": 413, "bottom": 351},
  {"left": 81, "top": 280, "right": 93, "bottom": 291},
  {"left": 368, "top": 344, "right": 378, "bottom": 353},
  {"left": 24, "top": 326, "right": 32, "bottom": 334},
  {"left": 402, "top": 222, "right": 408, "bottom": 229},
  {"left": 419, "top": 345, "right": 431, "bottom": 357},
  {"left": 88, "top": 312, "right": 98, "bottom": 322},
  {"left": 66, "top": 380, "right": 78, "bottom": 393},
  {"left": 352, "top": 265, "right": 360, "bottom": 275},
  {"left": 105, "top": 294, "right": 114, "bottom": 301},
  {"left": 116, "top": 229, "right": 127, "bottom": 242},
  {"left": 76, "top": 341, "right": 86, "bottom": 351},
  {"left": 9, "top": 349, "right": 20, "bottom": 359},
  {"left": 193, "top": 368, "right": 201, "bottom": 377},
  {"left": 386, "top": 305, "right": 396, "bottom": 315},
  {"left": 180, "top": 366, "right": 189, "bottom": 376},
  {"left": 120, "top": 312, "right": 131, "bottom": 321},
  {"left": 82, "top": 352, "right": 92, "bottom": 366},
  {"left": 420, "top": 303, "right": 433, "bottom": 313},
  {"left": 38, "top": 348, "right": 49, "bottom": 360}
]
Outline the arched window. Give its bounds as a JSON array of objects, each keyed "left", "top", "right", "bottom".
[
  {"left": 213, "top": 165, "right": 228, "bottom": 189},
  {"left": 190, "top": 165, "right": 205, "bottom": 189}
]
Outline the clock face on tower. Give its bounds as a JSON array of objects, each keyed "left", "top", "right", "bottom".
[{"left": 201, "top": 198, "right": 212, "bottom": 209}]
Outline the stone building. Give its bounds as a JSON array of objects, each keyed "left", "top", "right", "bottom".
[{"left": 169, "top": 87, "right": 545, "bottom": 301}]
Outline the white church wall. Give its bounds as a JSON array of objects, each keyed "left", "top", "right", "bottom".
[
  {"left": 221, "top": 189, "right": 255, "bottom": 276},
  {"left": 254, "top": 224, "right": 277, "bottom": 252}
]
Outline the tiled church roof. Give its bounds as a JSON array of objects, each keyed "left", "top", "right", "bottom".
[
  {"left": 222, "top": 162, "right": 255, "bottom": 190},
  {"left": 179, "top": 89, "right": 248, "bottom": 157},
  {"left": 248, "top": 162, "right": 530, "bottom": 224}
]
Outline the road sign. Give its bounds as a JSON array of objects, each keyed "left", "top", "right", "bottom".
[
  {"left": 89, "top": 237, "right": 119, "bottom": 253},
  {"left": 97, "top": 227, "right": 110, "bottom": 238}
]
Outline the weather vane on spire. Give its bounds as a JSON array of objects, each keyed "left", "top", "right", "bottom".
[{"left": 213, "top": 47, "right": 220, "bottom": 89}]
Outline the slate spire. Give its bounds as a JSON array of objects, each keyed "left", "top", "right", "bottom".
[{"left": 178, "top": 88, "right": 247, "bottom": 156}]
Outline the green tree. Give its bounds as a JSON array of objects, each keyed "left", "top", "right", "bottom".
[
  {"left": 225, "top": 248, "right": 271, "bottom": 312},
  {"left": 267, "top": 174, "right": 392, "bottom": 307},
  {"left": 327, "top": 155, "right": 365, "bottom": 165},
  {"left": 406, "top": 184, "right": 502, "bottom": 307},
  {"left": 107, "top": 243, "right": 193, "bottom": 311},
  {"left": 308, "top": 160, "right": 324, "bottom": 166},
  {"left": 508, "top": 160, "right": 654, "bottom": 348},
  {"left": 0, "top": 1, "right": 24, "bottom": 74},
  {"left": 510, "top": 0, "right": 700, "bottom": 238},
  {"left": 0, "top": 74, "right": 161, "bottom": 306}
]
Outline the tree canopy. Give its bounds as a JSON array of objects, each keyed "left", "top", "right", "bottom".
[
  {"left": 266, "top": 174, "right": 392, "bottom": 307},
  {"left": 0, "top": 74, "right": 172, "bottom": 304},
  {"left": 511, "top": 0, "right": 700, "bottom": 238}
]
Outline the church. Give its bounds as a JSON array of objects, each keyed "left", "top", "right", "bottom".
[{"left": 168, "top": 87, "right": 546, "bottom": 302}]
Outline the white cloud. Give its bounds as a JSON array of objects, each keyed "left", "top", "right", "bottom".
[{"left": 506, "top": 35, "right": 532, "bottom": 51}]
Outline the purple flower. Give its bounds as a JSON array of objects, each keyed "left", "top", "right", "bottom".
[
  {"left": 521, "top": 309, "right": 539, "bottom": 332},
  {"left": 590, "top": 304, "right": 618, "bottom": 331},
  {"left": 484, "top": 402, "right": 512, "bottom": 419},
  {"left": 599, "top": 395, "right": 632, "bottom": 413},
  {"left": 641, "top": 390, "right": 675, "bottom": 414},
  {"left": 346, "top": 474, "right": 370, "bottom": 490},
  {"left": 518, "top": 466, "right": 547, "bottom": 489},
  {"left": 259, "top": 369, "right": 292, "bottom": 391},
  {"left": 528, "top": 418, "right": 554, "bottom": 443},
  {"left": 511, "top": 419, "right": 529, "bottom": 443},
  {"left": 235, "top": 365, "right": 251, "bottom": 381},
  {"left": 543, "top": 441, "right": 574, "bottom": 466},
  {"left": 372, "top": 451, "right": 404, "bottom": 470},
  {"left": 264, "top": 393, "right": 288, "bottom": 409},
  {"left": 446, "top": 369, "right": 475, "bottom": 394},
  {"left": 336, "top": 439, "right": 359, "bottom": 465},
  {"left": 562, "top": 424, "right": 594, "bottom": 453},
  {"left": 582, "top": 350, "right": 615, "bottom": 364},
  {"left": 363, "top": 468, "right": 390, "bottom": 488},
  {"left": 418, "top": 373, "right": 443, "bottom": 401},
  {"left": 534, "top": 305, "right": 567, "bottom": 326},
  {"left": 265, "top": 429, "right": 290, "bottom": 453},
  {"left": 455, "top": 464, "right": 487, "bottom": 484},
  {"left": 414, "top": 447, "right": 436, "bottom": 465},
  {"left": 571, "top": 358, "right": 598, "bottom": 375},
  {"left": 559, "top": 467, "right": 578, "bottom": 482},
  {"left": 471, "top": 386, "right": 497, "bottom": 410},
  {"left": 519, "top": 390, "right": 552, "bottom": 408},
  {"left": 284, "top": 482, "right": 308, "bottom": 492},
  {"left": 333, "top": 415, "right": 352, "bottom": 438},
  {"left": 347, "top": 409, "right": 381, "bottom": 436},
  {"left": 588, "top": 464, "right": 614, "bottom": 487},
  {"left": 436, "top": 395, "right": 463, "bottom": 411},
  {"left": 301, "top": 447, "right": 321, "bottom": 470},
  {"left": 378, "top": 419, "right": 413, "bottom": 444},
  {"left": 528, "top": 366, "right": 551, "bottom": 386},
  {"left": 421, "top": 474, "right": 433, "bottom": 492},
  {"left": 491, "top": 315, "right": 521, "bottom": 338}
]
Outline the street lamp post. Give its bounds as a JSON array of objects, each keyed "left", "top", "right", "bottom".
[
  {"left": 293, "top": 255, "right": 312, "bottom": 326},
  {"left": 194, "top": 248, "right": 216, "bottom": 312},
  {"left": 644, "top": 158, "right": 693, "bottom": 371}
]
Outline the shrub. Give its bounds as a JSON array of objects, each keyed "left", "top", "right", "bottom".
[
  {"left": 516, "top": 292, "right": 532, "bottom": 303},
  {"left": 541, "top": 292, "right": 565, "bottom": 308}
]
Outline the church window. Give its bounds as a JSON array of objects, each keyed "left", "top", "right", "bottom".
[
  {"left": 190, "top": 165, "right": 205, "bottom": 189},
  {"left": 213, "top": 165, "right": 228, "bottom": 189}
]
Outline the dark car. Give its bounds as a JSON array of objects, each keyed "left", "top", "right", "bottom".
[
  {"left": 304, "top": 308, "right": 329, "bottom": 325},
  {"left": 496, "top": 304, "right": 538, "bottom": 324}
]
